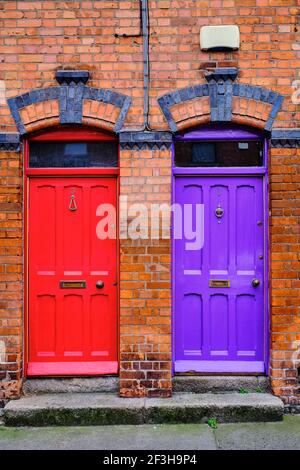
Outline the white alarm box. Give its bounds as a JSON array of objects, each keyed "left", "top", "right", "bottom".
[{"left": 200, "top": 25, "right": 240, "bottom": 51}]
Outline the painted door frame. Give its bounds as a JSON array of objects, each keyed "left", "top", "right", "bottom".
[
  {"left": 23, "top": 126, "right": 120, "bottom": 377},
  {"left": 172, "top": 125, "right": 270, "bottom": 375}
]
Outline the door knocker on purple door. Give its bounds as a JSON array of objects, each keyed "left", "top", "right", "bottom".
[{"left": 215, "top": 203, "right": 224, "bottom": 222}]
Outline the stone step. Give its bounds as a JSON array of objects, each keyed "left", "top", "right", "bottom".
[
  {"left": 3, "top": 392, "right": 283, "bottom": 427},
  {"left": 22, "top": 377, "right": 118, "bottom": 395},
  {"left": 173, "top": 376, "right": 271, "bottom": 394},
  {"left": 23, "top": 376, "right": 269, "bottom": 396}
]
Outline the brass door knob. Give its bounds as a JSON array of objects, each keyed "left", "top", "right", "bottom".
[
  {"left": 96, "top": 280, "right": 104, "bottom": 289},
  {"left": 252, "top": 278, "right": 260, "bottom": 288}
]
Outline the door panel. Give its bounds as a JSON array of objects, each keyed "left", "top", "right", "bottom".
[
  {"left": 209, "top": 294, "right": 229, "bottom": 355},
  {"left": 28, "top": 177, "right": 118, "bottom": 376},
  {"left": 174, "top": 175, "right": 265, "bottom": 373}
]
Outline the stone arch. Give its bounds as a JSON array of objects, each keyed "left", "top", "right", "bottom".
[
  {"left": 8, "top": 85, "right": 131, "bottom": 135},
  {"left": 158, "top": 79, "right": 284, "bottom": 133}
]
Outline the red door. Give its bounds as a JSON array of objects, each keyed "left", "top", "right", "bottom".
[{"left": 28, "top": 177, "right": 118, "bottom": 376}]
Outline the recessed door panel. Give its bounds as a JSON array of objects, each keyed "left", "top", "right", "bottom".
[
  {"left": 63, "top": 294, "right": 84, "bottom": 356},
  {"left": 90, "top": 294, "right": 110, "bottom": 357},
  {"left": 209, "top": 185, "right": 229, "bottom": 274},
  {"left": 36, "top": 294, "right": 56, "bottom": 357},
  {"left": 209, "top": 294, "right": 229, "bottom": 356},
  {"left": 62, "top": 185, "right": 84, "bottom": 272},
  {"left": 182, "top": 293, "right": 203, "bottom": 355},
  {"left": 236, "top": 185, "right": 257, "bottom": 273},
  {"left": 236, "top": 294, "right": 257, "bottom": 355}
]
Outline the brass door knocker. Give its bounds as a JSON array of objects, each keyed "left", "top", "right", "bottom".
[
  {"left": 215, "top": 203, "right": 224, "bottom": 222},
  {"left": 69, "top": 191, "right": 77, "bottom": 212}
]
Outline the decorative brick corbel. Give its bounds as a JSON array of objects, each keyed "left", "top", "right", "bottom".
[
  {"left": 271, "top": 129, "right": 300, "bottom": 148},
  {"left": 0, "top": 133, "right": 21, "bottom": 152},
  {"left": 119, "top": 131, "right": 172, "bottom": 150}
]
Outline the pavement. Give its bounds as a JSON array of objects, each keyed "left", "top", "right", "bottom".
[{"left": 0, "top": 415, "right": 299, "bottom": 450}]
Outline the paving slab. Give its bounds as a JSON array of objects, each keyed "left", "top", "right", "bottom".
[
  {"left": 214, "top": 415, "right": 300, "bottom": 450},
  {"left": 3, "top": 392, "right": 283, "bottom": 427},
  {"left": 0, "top": 423, "right": 216, "bottom": 450},
  {"left": 1, "top": 416, "right": 300, "bottom": 450}
]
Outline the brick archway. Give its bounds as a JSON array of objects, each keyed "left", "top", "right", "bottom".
[
  {"left": 158, "top": 80, "right": 283, "bottom": 133},
  {"left": 8, "top": 85, "right": 131, "bottom": 135}
]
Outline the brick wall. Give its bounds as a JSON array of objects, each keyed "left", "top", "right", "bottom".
[
  {"left": 0, "top": 0, "right": 145, "bottom": 131},
  {"left": 0, "top": 149, "right": 22, "bottom": 399},
  {"left": 119, "top": 147, "right": 172, "bottom": 397},
  {"left": 0, "top": 1, "right": 299, "bottom": 132},
  {"left": 270, "top": 147, "right": 300, "bottom": 405},
  {"left": 0, "top": 1, "right": 299, "bottom": 400}
]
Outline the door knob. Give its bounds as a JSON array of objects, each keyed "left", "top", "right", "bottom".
[
  {"left": 252, "top": 278, "right": 260, "bottom": 288},
  {"left": 96, "top": 280, "right": 104, "bottom": 289}
]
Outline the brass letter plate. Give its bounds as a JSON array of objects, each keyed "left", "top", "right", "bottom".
[
  {"left": 60, "top": 280, "right": 86, "bottom": 289},
  {"left": 209, "top": 279, "right": 230, "bottom": 288}
]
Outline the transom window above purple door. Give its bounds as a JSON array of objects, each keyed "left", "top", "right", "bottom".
[
  {"left": 175, "top": 140, "right": 263, "bottom": 167},
  {"left": 173, "top": 125, "right": 268, "bottom": 173}
]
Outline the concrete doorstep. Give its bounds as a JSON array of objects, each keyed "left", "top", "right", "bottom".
[
  {"left": 22, "top": 377, "right": 119, "bottom": 395},
  {"left": 3, "top": 392, "right": 284, "bottom": 427},
  {"left": 173, "top": 376, "right": 271, "bottom": 394}
]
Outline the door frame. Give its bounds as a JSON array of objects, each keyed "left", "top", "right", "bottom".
[
  {"left": 171, "top": 125, "right": 269, "bottom": 375},
  {"left": 23, "top": 126, "right": 120, "bottom": 377}
]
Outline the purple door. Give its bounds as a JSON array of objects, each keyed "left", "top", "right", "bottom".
[{"left": 174, "top": 175, "right": 265, "bottom": 373}]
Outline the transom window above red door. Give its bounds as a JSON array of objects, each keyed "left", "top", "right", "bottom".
[
  {"left": 29, "top": 141, "right": 118, "bottom": 168},
  {"left": 25, "top": 126, "right": 119, "bottom": 173}
]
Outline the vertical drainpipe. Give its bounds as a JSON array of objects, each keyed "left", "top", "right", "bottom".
[
  {"left": 141, "top": 0, "right": 150, "bottom": 130},
  {"left": 116, "top": 1, "right": 150, "bottom": 131}
]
